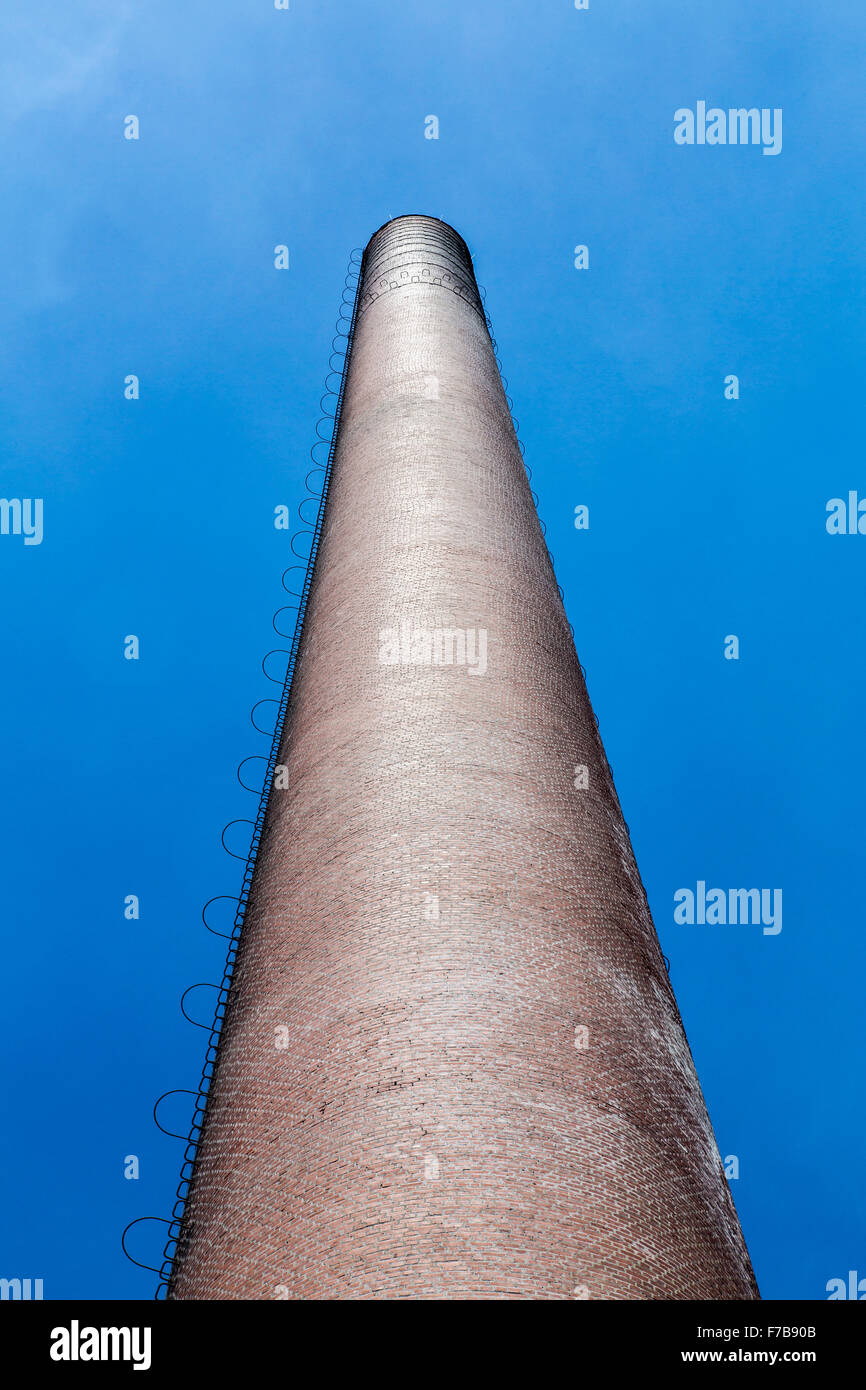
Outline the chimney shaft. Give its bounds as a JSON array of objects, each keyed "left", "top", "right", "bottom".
[{"left": 168, "top": 215, "right": 758, "bottom": 1300}]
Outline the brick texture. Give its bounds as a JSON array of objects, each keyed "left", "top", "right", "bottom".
[{"left": 169, "top": 215, "right": 758, "bottom": 1301}]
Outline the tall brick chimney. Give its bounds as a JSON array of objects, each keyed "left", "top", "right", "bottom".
[{"left": 168, "top": 215, "right": 758, "bottom": 1300}]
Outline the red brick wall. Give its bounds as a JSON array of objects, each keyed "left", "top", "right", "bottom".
[{"left": 169, "top": 216, "right": 758, "bottom": 1300}]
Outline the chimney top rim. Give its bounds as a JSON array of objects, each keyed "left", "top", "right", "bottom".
[{"left": 364, "top": 214, "right": 471, "bottom": 256}]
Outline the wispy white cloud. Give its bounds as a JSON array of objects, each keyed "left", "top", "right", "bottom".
[{"left": 0, "top": 1, "right": 132, "bottom": 124}]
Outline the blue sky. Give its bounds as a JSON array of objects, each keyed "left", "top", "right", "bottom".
[{"left": 1, "top": 0, "right": 863, "bottom": 1299}]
